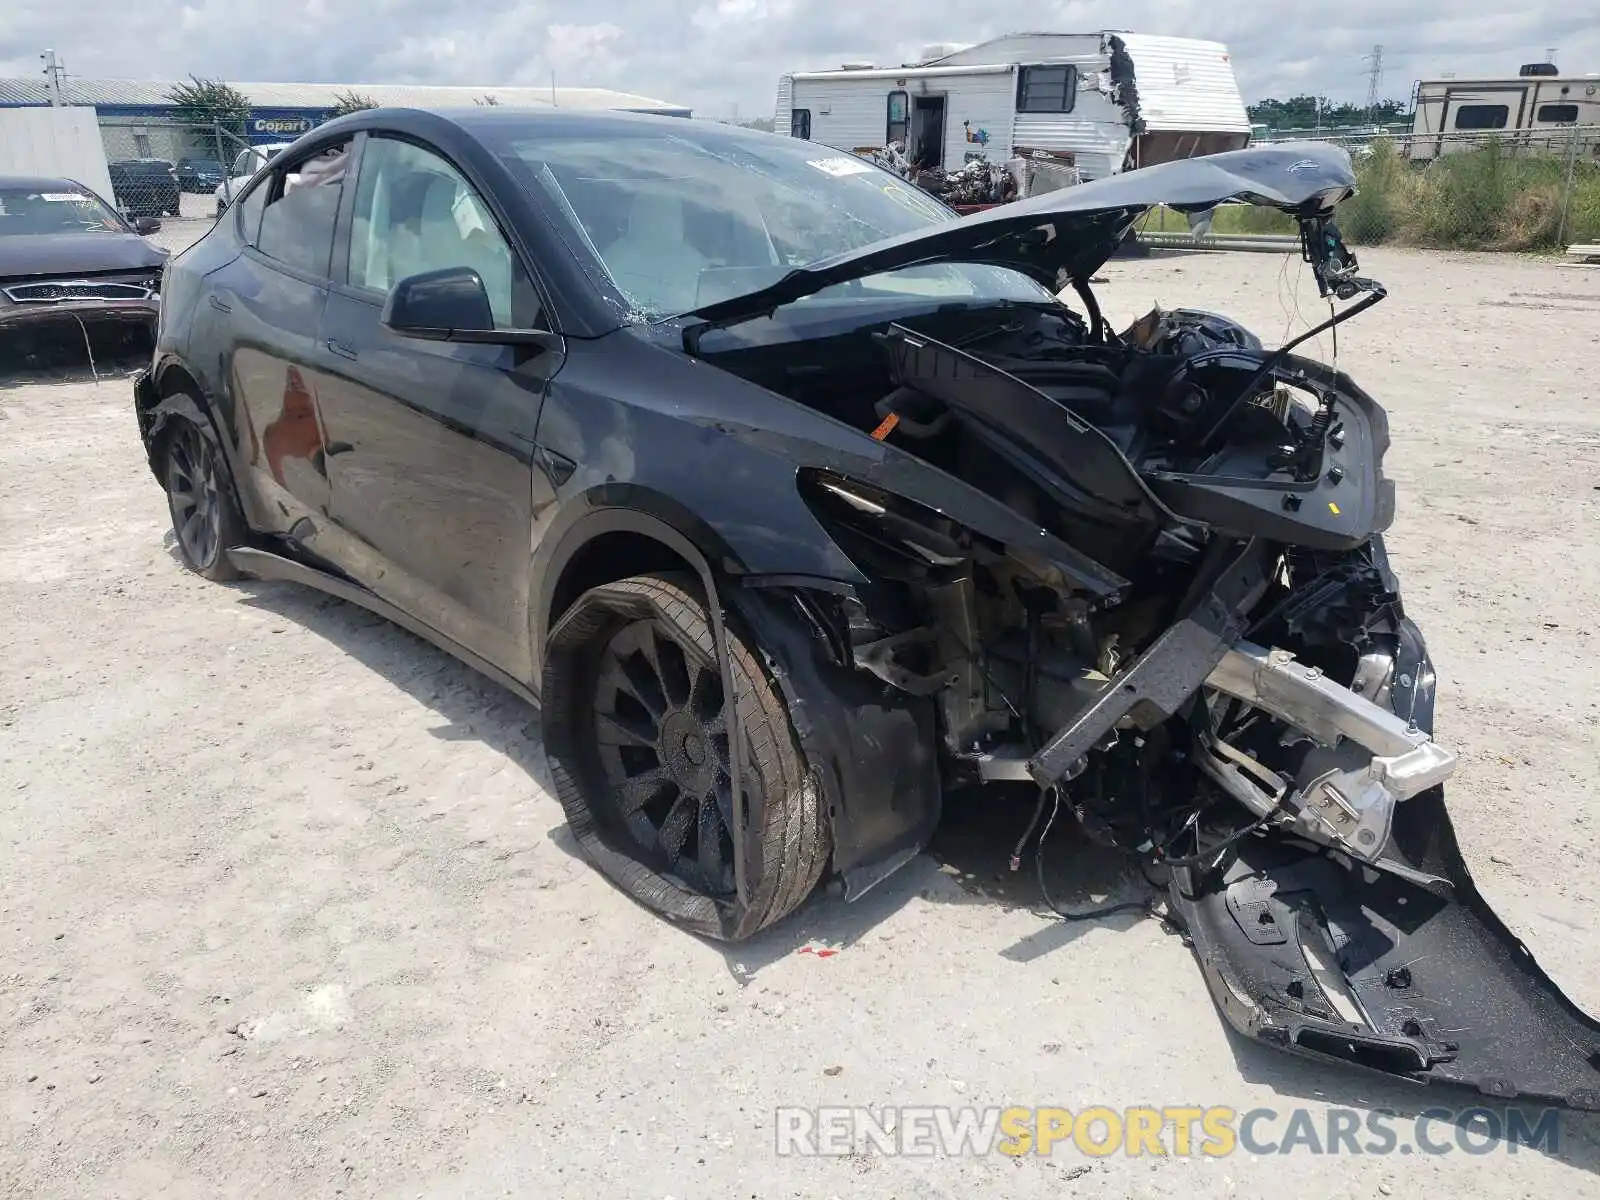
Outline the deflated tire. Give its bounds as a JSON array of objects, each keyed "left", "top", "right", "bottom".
[{"left": 541, "top": 573, "right": 830, "bottom": 940}]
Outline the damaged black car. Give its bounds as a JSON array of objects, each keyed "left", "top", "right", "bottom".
[
  {"left": 132, "top": 109, "right": 1600, "bottom": 1110},
  {"left": 1, "top": 175, "right": 166, "bottom": 366}
]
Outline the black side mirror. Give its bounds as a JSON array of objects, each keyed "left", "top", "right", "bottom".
[
  {"left": 133, "top": 216, "right": 162, "bottom": 234},
  {"left": 381, "top": 266, "right": 560, "bottom": 350},
  {"left": 383, "top": 266, "right": 495, "bottom": 338}
]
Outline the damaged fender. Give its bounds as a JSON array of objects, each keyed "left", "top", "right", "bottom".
[{"left": 726, "top": 581, "right": 943, "bottom": 899}]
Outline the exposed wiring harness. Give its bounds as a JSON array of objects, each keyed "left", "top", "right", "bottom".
[{"left": 1030, "top": 787, "right": 1187, "bottom": 934}]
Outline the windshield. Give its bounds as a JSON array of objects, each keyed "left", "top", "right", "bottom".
[
  {"left": 489, "top": 123, "right": 1052, "bottom": 320},
  {"left": 0, "top": 186, "right": 128, "bottom": 236}
]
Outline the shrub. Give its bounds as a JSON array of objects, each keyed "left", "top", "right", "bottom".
[{"left": 1341, "top": 138, "right": 1406, "bottom": 244}]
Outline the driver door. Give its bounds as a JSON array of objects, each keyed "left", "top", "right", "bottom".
[{"left": 313, "top": 134, "right": 560, "bottom": 681}]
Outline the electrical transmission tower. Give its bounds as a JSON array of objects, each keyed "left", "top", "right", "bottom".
[{"left": 1362, "top": 44, "right": 1384, "bottom": 121}]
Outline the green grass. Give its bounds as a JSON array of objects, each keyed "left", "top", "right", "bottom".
[
  {"left": 1134, "top": 138, "right": 1600, "bottom": 251},
  {"left": 1342, "top": 138, "right": 1600, "bottom": 250},
  {"left": 1139, "top": 204, "right": 1296, "bottom": 236}
]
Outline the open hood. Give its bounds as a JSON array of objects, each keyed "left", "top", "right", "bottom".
[{"left": 685, "top": 141, "right": 1356, "bottom": 330}]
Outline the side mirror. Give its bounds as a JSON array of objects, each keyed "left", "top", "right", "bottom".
[
  {"left": 383, "top": 266, "right": 495, "bottom": 338},
  {"left": 381, "top": 266, "right": 559, "bottom": 350},
  {"left": 133, "top": 216, "right": 162, "bottom": 235}
]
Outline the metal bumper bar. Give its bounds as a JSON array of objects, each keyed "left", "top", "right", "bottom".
[{"left": 1201, "top": 640, "right": 1458, "bottom": 858}]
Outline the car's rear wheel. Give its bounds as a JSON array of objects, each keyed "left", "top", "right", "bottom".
[
  {"left": 542, "top": 573, "right": 830, "bottom": 941},
  {"left": 161, "top": 411, "right": 244, "bottom": 582}
]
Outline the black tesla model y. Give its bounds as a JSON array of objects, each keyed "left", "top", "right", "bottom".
[{"left": 134, "top": 107, "right": 1600, "bottom": 1107}]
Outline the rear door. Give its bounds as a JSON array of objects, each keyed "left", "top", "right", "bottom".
[
  {"left": 313, "top": 133, "right": 560, "bottom": 680},
  {"left": 199, "top": 138, "right": 352, "bottom": 540}
]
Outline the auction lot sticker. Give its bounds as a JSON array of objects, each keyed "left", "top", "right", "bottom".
[{"left": 807, "top": 156, "right": 874, "bottom": 177}]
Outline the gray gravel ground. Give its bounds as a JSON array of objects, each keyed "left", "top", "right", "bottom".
[{"left": 2, "top": 241, "right": 1598, "bottom": 1198}]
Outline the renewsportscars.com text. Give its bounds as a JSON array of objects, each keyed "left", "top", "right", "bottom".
[{"left": 774, "top": 1104, "right": 1563, "bottom": 1159}]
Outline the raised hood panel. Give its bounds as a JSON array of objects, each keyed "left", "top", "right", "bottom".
[{"left": 687, "top": 141, "right": 1356, "bottom": 327}]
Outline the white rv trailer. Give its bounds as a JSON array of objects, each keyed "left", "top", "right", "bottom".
[
  {"left": 774, "top": 32, "right": 1251, "bottom": 184},
  {"left": 1407, "top": 63, "right": 1600, "bottom": 161}
]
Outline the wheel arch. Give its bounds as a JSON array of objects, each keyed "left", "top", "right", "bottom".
[
  {"left": 137, "top": 360, "right": 250, "bottom": 535},
  {"left": 534, "top": 493, "right": 943, "bottom": 909},
  {"left": 137, "top": 362, "right": 209, "bottom": 468},
  {"left": 535, "top": 492, "right": 757, "bottom": 674}
]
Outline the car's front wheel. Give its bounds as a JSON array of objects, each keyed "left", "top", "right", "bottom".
[
  {"left": 160, "top": 409, "right": 244, "bottom": 582},
  {"left": 541, "top": 573, "right": 830, "bottom": 941}
]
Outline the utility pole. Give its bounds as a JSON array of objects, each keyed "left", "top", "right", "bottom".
[
  {"left": 40, "top": 49, "right": 66, "bottom": 106},
  {"left": 1362, "top": 44, "right": 1384, "bottom": 122}
]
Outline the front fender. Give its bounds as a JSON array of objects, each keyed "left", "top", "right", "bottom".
[{"left": 530, "top": 487, "right": 864, "bottom": 672}]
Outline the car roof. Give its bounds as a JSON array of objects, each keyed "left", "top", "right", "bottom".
[
  {"left": 322, "top": 104, "right": 745, "bottom": 141},
  {"left": 0, "top": 174, "right": 88, "bottom": 191}
]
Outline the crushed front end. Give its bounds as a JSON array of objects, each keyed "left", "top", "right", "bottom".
[
  {"left": 689, "top": 153, "right": 1600, "bottom": 1105},
  {"left": 708, "top": 233, "right": 1599, "bottom": 1108}
]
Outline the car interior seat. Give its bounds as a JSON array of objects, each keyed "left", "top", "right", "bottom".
[{"left": 600, "top": 191, "right": 710, "bottom": 315}]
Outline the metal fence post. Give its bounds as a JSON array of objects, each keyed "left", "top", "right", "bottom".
[
  {"left": 212, "top": 121, "right": 229, "bottom": 210},
  {"left": 1556, "top": 120, "right": 1581, "bottom": 250}
]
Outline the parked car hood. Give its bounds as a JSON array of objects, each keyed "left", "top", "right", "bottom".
[
  {"left": 0, "top": 232, "right": 167, "bottom": 279},
  {"left": 686, "top": 141, "right": 1356, "bottom": 328}
]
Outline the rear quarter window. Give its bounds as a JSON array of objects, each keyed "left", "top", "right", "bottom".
[{"left": 253, "top": 142, "right": 350, "bottom": 277}]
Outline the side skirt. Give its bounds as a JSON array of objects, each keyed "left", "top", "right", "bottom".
[{"left": 226, "top": 547, "right": 540, "bottom": 708}]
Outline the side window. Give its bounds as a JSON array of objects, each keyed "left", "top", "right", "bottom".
[
  {"left": 256, "top": 140, "right": 350, "bottom": 277},
  {"left": 886, "top": 91, "right": 909, "bottom": 145},
  {"left": 347, "top": 136, "right": 537, "bottom": 330},
  {"left": 1454, "top": 104, "right": 1509, "bottom": 130},
  {"left": 1537, "top": 103, "right": 1578, "bottom": 124},
  {"left": 1017, "top": 65, "right": 1078, "bottom": 113},
  {"left": 790, "top": 109, "right": 812, "bottom": 140}
]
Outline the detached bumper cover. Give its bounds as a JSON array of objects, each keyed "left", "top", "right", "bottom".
[
  {"left": 1169, "top": 810, "right": 1600, "bottom": 1110},
  {"left": 1170, "top": 626, "right": 1600, "bottom": 1110}
]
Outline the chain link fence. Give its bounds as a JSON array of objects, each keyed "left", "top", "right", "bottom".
[
  {"left": 96, "top": 118, "right": 258, "bottom": 240},
  {"left": 1255, "top": 126, "right": 1600, "bottom": 250}
]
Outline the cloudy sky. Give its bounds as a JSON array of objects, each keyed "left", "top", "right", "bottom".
[{"left": 4, "top": 0, "right": 1596, "bottom": 119}]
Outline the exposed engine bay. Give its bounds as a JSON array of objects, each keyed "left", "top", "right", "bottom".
[{"left": 703, "top": 221, "right": 1600, "bottom": 1109}]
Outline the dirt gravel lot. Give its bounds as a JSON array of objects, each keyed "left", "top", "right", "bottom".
[{"left": 3, "top": 244, "right": 1599, "bottom": 1199}]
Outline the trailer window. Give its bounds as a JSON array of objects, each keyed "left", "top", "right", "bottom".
[
  {"left": 1453, "top": 104, "right": 1509, "bottom": 130},
  {"left": 790, "top": 109, "right": 811, "bottom": 139},
  {"left": 886, "top": 91, "right": 909, "bottom": 146},
  {"left": 1017, "top": 65, "right": 1078, "bottom": 114},
  {"left": 1537, "top": 103, "right": 1579, "bottom": 124}
]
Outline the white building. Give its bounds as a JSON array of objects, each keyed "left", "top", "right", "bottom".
[{"left": 775, "top": 32, "right": 1251, "bottom": 182}]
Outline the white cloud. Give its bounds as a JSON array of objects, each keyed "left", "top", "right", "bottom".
[{"left": 2, "top": 0, "right": 1595, "bottom": 119}]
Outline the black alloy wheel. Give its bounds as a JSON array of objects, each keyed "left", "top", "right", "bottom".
[
  {"left": 163, "top": 413, "right": 242, "bottom": 581},
  {"left": 592, "top": 614, "right": 738, "bottom": 896},
  {"left": 542, "top": 574, "right": 830, "bottom": 941}
]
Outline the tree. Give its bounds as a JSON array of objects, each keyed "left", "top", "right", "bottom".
[
  {"left": 738, "top": 116, "right": 776, "bottom": 133},
  {"left": 165, "top": 76, "right": 252, "bottom": 135},
  {"left": 328, "top": 89, "right": 378, "bottom": 118},
  {"left": 1248, "top": 93, "right": 1409, "bottom": 131}
]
